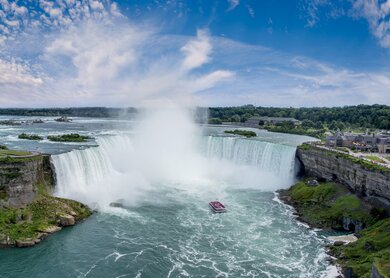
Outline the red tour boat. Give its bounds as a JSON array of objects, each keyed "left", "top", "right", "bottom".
[{"left": 209, "top": 201, "right": 226, "bottom": 213}]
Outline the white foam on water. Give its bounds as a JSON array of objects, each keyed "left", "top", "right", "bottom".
[{"left": 52, "top": 108, "right": 298, "bottom": 209}]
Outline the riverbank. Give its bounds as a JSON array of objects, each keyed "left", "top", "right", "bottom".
[
  {"left": 0, "top": 148, "right": 91, "bottom": 248},
  {"left": 0, "top": 194, "right": 91, "bottom": 247},
  {"left": 278, "top": 179, "right": 389, "bottom": 277}
]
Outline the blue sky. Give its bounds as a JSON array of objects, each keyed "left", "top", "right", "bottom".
[{"left": 0, "top": 0, "right": 389, "bottom": 107}]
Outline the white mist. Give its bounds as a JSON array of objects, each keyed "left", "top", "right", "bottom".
[{"left": 52, "top": 107, "right": 296, "bottom": 209}]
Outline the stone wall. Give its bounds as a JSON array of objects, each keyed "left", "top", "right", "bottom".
[
  {"left": 296, "top": 145, "right": 390, "bottom": 212},
  {"left": 0, "top": 155, "right": 53, "bottom": 208}
]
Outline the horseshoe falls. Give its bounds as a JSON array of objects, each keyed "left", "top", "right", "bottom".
[
  {"left": 52, "top": 134, "right": 298, "bottom": 208},
  {"left": 0, "top": 118, "right": 336, "bottom": 278}
]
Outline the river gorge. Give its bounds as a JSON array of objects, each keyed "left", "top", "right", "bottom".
[{"left": 0, "top": 112, "right": 341, "bottom": 277}]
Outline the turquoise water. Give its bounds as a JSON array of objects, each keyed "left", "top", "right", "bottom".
[
  {"left": 0, "top": 116, "right": 335, "bottom": 278},
  {"left": 0, "top": 191, "right": 332, "bottom": 277}
]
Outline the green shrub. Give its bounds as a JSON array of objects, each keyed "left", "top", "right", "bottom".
[
  {"left": 47, "top": 133, "right": 90, "bottom": 142},
  {"left": 18, "top": 133, "right": 43, "bottom": 140},
  {"left": 331, "top": 218, "right": 390, "bottom": 277},
  {"left": 224, "top": 129, "right": 257, "bottom": 137}
]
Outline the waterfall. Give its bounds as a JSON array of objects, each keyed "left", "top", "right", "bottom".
[
  {"left": 203, "top": 136, "right": 296, "bottom": 177},
  {"left": 52, "top": 134, "right": 297, "bottom": 207}
]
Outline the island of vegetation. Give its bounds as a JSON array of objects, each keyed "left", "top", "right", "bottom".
[
  {"left": 224, "top": 129, "right": 257, "bottom": 137},
  {"left": 18, "top": 133, "right": 43, "bottom": 141},
  {"left": 0, "top": 146, "right": 91, "bottom": 247},
  {"left": 17, "top": 133, "right": 91, "bottom": 143},
  {"left": 47, "top": 133, "right": 90, "bottom": 142}
]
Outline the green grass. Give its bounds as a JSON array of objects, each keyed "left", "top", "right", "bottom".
[
  {"left": 365, "top": 155, "right": 386, "bottom": 164},
  {"left": 331, "top": 218, "right": 390, "bottom": 277},
  {"left": 282, "top": 180, "right": 389, "bottom": 277},
  {"left": 285, "top": 181, "right": 375, "bottom": 229},
  {"left": 224, "top": 129, "right": 257, "bottom": 137},
  {"left": 18, "top": 133, "right": 43, "bottom": 141},
  {"left": 0, "top": 178, "right": 91, "bottom": 241},
  {"left": 0, "top": 149, "right": 31, "bottom": 156},
  {"left": 0, "top": 196, "right": 91, "bottom": 240},
  {"left": 0, "top": 156, "right": 41, "bottom": 163},
  {"left": 264, "top": 126, "right": 326, "bottom": 139},
  {"left": 0, "top": 156, "right": 91, "bottom": 243},
  {"left": 335, "top": 147, "right": 350, "bottom": 153},
  {"left": 47, "top": 133, "right": 90, "bottom": 142}
]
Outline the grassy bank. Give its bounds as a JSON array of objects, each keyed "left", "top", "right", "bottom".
[
  {"left": 0, "top": 150, "right": 92, "bottom": 247},
  {"left": 331, "top": 218, "right": 390, "bottom": 277},
  {"left": 279, "top": 180, "right": 389, "bottom": 277},
  {"left": 279, "top": 180, "right": 376, "bottom": 229},
  {"left": 264, "top": 125, "right": 325, "bottom": 139},
  {"left": 0, "top": 193, "right": 91, "bottom": 242}
]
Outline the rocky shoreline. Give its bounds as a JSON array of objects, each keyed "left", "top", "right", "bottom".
[
  {"left": 0, "top": 151, "right": 91, "bottom": 248},
  {"left": 278, "top": 179, "right": 389, "bottom": 278}
]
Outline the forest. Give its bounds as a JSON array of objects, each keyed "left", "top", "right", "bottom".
[{"left": 208, "top": 104, "right": 390, "bottom": 130}]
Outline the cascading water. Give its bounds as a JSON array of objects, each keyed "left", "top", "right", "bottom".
[
  {"left": 52, "top": 133, "right": 297, "bottom": 208},
  {"left": 203, "top": 136, "right": 296, "bottom": 179},
  {"left": 0, "top": 112, "right": 337, "bottom": 277}
]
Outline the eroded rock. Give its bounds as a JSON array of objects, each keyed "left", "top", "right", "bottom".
[
  {"left": 15, "top": 239, "right": 36, "bottom": 247},
  {"left": 38, "top": 225, "right": 62, "bottom": 234},
  {"left": 59, "top": 214, "right": 75, "bottom": 226}
]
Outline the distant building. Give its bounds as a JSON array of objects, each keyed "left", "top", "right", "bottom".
[
  {"left": 325, "top": 132, "right": 390, "bottom": 153},
  {"left": 378, "top": 138, "right": 390, "bottom": 154}
]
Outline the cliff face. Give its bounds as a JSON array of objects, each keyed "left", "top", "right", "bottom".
[
  {"left": 0, "top": 153, "right": 91, "bottom": 248},
  {"left": 296, "top": 146, "right": 390, "bottom": 210},
  {"left": 0, "top": 155, "right": 53, "bottom": 208}
]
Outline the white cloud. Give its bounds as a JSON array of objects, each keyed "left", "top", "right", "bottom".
[
  {"left": 195, "top": 38, "right": 390, "bottom": 107},
  {"left": 181, "top": 29, "right": 212, "bottom": 70},
  {"left": 0, "top": 0, "right": 123, "bottom": 43},
  {"left": 20, "top": 22, "right": 232, "bottom": 107},
  {"left": 0, "top": 59, "right": 43, "bottom": 86},
  {"left": 352, "top": 0, "right": 390, "bottom": 48}
]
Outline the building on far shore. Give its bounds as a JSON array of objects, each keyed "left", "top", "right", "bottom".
[
  {"left": 378, "top": 138, "right": 390, "bottom": 153},
  {"left": 325, "top": 132, "right": 390, "bottom": 153}
]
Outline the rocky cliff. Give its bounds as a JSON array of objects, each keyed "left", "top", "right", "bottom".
[
  {"left": 0, "top": 152, "right": 91, "bottom": 247},
  {"left": 296, "top": 144, "right": 390, "bottom": 213},
  {"left": 0, "top": 155, "right": 53, "bottom": 209}
]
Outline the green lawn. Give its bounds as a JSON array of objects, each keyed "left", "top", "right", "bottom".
[
  {"left": 365, "top": 155, "right": 386, "bottom": 164},
  {"left": 0, "top": 149, "right": 31, "bottom": 157}
]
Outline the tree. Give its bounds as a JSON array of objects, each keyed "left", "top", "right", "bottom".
[
  {"left": 230, "top": 114, "right": 241, "bottom": 122},
  {"left": 301, "top": 120, "right": 315, "bottom": 129}
]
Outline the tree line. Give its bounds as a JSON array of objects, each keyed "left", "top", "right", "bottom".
[{"left": 208, "top": 104, "right": 390, "bottom": 130}]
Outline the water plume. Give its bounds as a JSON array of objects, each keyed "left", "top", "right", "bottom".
[{"left": 52, "top": 107, "right": 297, "bottom": 209}]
